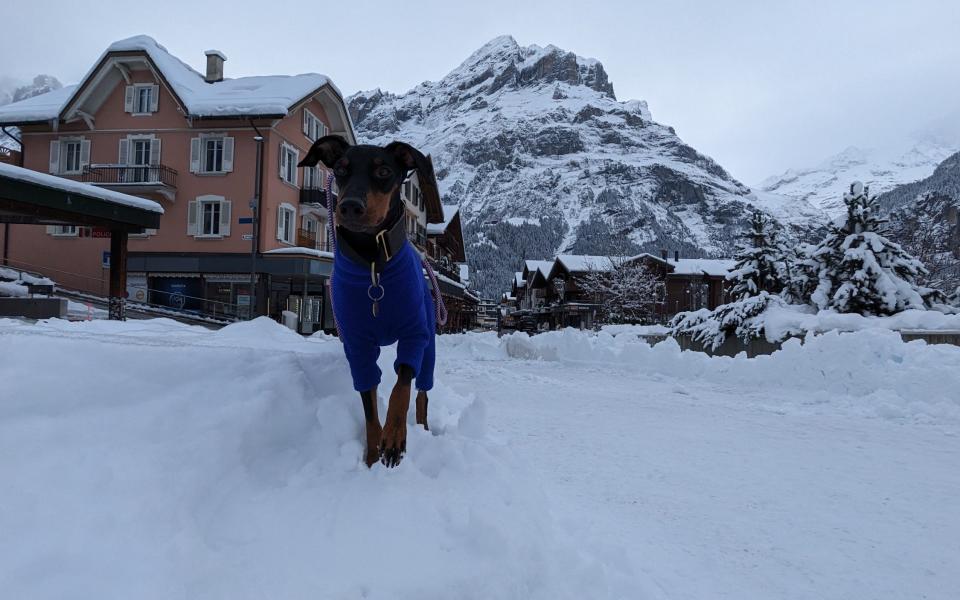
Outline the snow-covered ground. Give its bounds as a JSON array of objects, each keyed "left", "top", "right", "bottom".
[{"left": 1, "top": 319, "right": 958, "bottom": 599}]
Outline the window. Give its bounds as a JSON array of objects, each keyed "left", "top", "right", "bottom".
[
  {"left": 277, "top": 203, "right": 296, "bottom": 244},
  {"left": 125, "top": 83, "right": 158, "bottom": 114},
  {"left": 49, "top": 138, "right": 89, "bottom": 175},
  {"left": 303, "top": 109, "right": 328, "bottom": 141},
  {"left": 190, "top": 135, "right": 234, "bottom": 174},
  {"left": 205, "top": 138, "right": 223, "bottom": 173},
  {"left": 63, "top": 141, "right": 82, "bottom": 173},
  {"left": 50, "top": 225, "right": 78, "bottom": 237},
  {"left": 279, "top": 143, "right": 299, "bottom": 186},
  {"left": 304, "top": 165, "right": 327, "bottom": 190},
  {"left": 187, "top": 195, "right": 231, "bottom": 238},
  {"left": 201, "top": 199, "right": 221, "bottom": 236}
]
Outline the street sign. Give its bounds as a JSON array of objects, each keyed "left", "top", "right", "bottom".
[
  {"left": 238, "top": 217, "right": 253, "bottom": 224},
  {"left": 242, "top": 234, "right": 253, "bottom": 241},
  {"left": 101, "top": 251, "right": 110, "bottom": 268}
]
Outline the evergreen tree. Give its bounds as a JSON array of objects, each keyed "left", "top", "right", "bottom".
[
  {"left": 811, "top": 181, "right": 943, "bottom": 315},
  {"left": 780, "top": 242, "right": 818, "bottom": 305},
  {"left": 726, "top": 211, "right": 785, "bottom": 301}
]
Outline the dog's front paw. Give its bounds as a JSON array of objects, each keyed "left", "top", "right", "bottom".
[{"left": 379, "top": 422, "right": 407, "bottom": 468}]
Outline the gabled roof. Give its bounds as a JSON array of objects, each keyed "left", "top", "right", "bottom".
[
  {"left": 0, "top": 35, "right": 355, "bottom": 136},
  {"left": 625, "top": 253, "right": 735, "bottom": 277},
  {"left": 522, "top": 260, "right": 554, "bottom": 281},
  {"left": 426, "top": 204, "right": 460, "bottom": 235},
  {"left": 554, "top": 254, "right": 618, "bottom": 274}
]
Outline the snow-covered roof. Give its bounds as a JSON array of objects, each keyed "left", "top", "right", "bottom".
[
  {"left": 426, "top": 204, "right": 460, "bottom": 235},
  {"left": 0, "top": 35, "right": 347, "bottom": 123},
  {"left": 524, "top": 260, "right": 554, "bottom": 278},
  {"left": 514, "top": 272, "right": 525, "bottom": 288},
  {"left": 555, "top": 255, "right": 618, "bottom": 273},
  {"left": 0, "top": 162, "right": 163, "bottom": 214},
  {"left": 263, "top": 247, "right": 334, "bottom": 260},
  {"left": 667, "top": 258, "right": 736, "bottom": 276},
  {"left": 0, "top": 85, "right": 77, "bottom": 123}
]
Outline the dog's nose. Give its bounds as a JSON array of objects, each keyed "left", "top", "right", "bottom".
[{"left": 338, "top": 197, "right": 365, "bottom": 219}]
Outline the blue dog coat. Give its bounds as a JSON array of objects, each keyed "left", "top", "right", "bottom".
[{"left": 332, "top": 239, "right": 436, "bottom": 392}]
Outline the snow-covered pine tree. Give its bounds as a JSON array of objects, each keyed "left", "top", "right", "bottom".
[
  {"left": 811, "top": 181, "right": 944, "bottom": 315},
  {"left": 780, "top": 242, "right": 818, "bottom": 304},
  {"left": 726, "top": 211, "right": 785, "bottom": 301}
]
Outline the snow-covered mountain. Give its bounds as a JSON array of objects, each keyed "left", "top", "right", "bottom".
[
  {"left": 348, "top": 36, "right": 823, "bottom": 295},
  {"left": 759, "top": 139, "right": 958, "bottom": 218}
]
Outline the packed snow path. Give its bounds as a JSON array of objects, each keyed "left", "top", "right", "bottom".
[{"left": 1, "top": 318, "right": 958, "bottom": 599}]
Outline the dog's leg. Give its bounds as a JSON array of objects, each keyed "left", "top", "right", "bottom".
[
  {"left": 360, "top": 388, "right": 382, "bottom": 468},
  {"left": 380, "top": 365, "right": 413, "bottom": 468},
  {"left": 415, "top": 391, "right": 429, "bottom": 431}
]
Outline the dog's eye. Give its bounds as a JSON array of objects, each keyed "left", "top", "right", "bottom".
[
  {"left": 334, "top": 166, "right": 349, "bottom": 178},
  {"left": 374, "top": 166, "right": 393, "bottom": 179}
]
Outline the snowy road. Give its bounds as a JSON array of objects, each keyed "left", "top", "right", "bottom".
[
  {"left": 441, "top": 337, "right": 960, "bottom": 600},
  {"left": 1, "top": 318, "right": 958, "bottom": 599}
]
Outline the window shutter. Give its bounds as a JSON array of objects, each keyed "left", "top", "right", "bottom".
[
  {"left": 187, "top": 200, "right": 198, "bottom": 236},
  {"left": 79, "top": 139, "right": 91, "bottom": 170},
  {"left": 277, "top": 205, "right": 285, "bottom": 240},
  {"left": 145, "top": 228, "right": 158, "bottom": 236},
  {"left": 222, "top": 137, "right": 234, "bottom": 172},
  {"left": 48, "top": 140, "right": 60, "bottom": 174},
  {"left": 189, "top": 137, "right": 201, "bottom": 173},
  {"left": 303, "top": 110, "right": 310, "bottom": 136},
  {"left": 279, "top": 143, "right": 286, "bottom": 180},
  {"left": 293, "top": 149, "right": 299, "bottom": 187},
  {"left": 46, "top": 225, "right": 56, "bottom": 235},
  {"left": 124, "top": 86, "right": 134, "bottom": 112},
  {"left": 118, "top": 138, "right": 129, "bottom": 164},
  {"left": 149, "top": 137, "right": 161, "bottom": 165},
  {"left": 149, "top": 84, "right": 159, "bottom": 112},
  {"left": 220, "top": 200, "right": 232, "bottom": 236}
]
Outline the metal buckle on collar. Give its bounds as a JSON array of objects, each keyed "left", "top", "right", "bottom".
[{"left": 375, "top": 229, "right": 393, "bottom": 262}]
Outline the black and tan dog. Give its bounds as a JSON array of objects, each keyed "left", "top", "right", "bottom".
[{"left": 298, "top": 135, "right": 440, "bottom": 468}]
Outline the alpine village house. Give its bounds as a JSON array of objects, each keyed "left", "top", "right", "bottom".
[{"left": 0, "top": 36, "right": 477, "bottom": 333}]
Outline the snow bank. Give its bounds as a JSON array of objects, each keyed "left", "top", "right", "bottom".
[
  {"left": 447, "top": 327, "right": 960, "bottom": 424},
  {"left": 0, "top": 317, "right": 630, "bottom": 599}
]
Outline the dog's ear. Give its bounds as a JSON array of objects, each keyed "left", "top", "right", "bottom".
[
  {"left": 385, "top": 141, "right": 433, "bottom": 178},
  {"left": 298, "top": 135, "right": 351, "bottom": 168}
]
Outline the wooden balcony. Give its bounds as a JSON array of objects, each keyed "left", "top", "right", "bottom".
[
  {"left": 82, "top": 164, "right": 178, "bottom": 200},
  {"left": 296, "top": 228, "right": 331, "bottom": 252}
]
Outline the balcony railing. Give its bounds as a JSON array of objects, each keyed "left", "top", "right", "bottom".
[
  {"left": 82, "top": 164, "right": 178, "bottom": 188},
  {"left": 296, "top": 228, "right": 331, "bottom": 252},
  {"left": 299, "top": 185, "right": 327, "bottom": 206}
]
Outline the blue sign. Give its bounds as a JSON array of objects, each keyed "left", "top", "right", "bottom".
[
  {"left": 238, "top": 217, "right": 253, "bottom": 224},
  {"left": 101, "top": 251, "right": 110, "bottom": 268}
]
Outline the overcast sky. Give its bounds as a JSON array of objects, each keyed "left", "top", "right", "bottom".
[{"left": 3, "top": 0, "right": 959, "bottom": 182}]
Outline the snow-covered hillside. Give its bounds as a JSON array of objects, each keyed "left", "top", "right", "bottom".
[
  {"left": 759, "top": 139, "right": 958, "bottom": 218},
  {"left": 2, "top": 318, "right": 959, "bottom": 599},
  {"left": 349, "top": 36, "right": 824, "bottom": 295}
]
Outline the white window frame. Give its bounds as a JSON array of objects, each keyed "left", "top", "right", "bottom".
[
  {"left": 199, "top": 197, "right": 223, "bottom": 237},
  {"left": 278, "top": 203, "right": 296, "bottom": 245},
  {"left": 202, "top": 136, "right": 225, "bottom": 174},
  {"left": 50, "top": 225, "right": 78, "bottom": 237},
  {"left": 61, "top": 139, "right": 83, "bottom": 174},
  {"left": 303, "top": 109, "right": 328, "bottom": 142},
  {"left": 279, "top": 142, "right": 299, "bottom": 187},
  {"left": 132, "top": 83, "right": 155, "bottom": 115}
]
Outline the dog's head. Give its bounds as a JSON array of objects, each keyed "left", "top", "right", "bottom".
[{"left": 298, "top": 135, "right": 431, "bottom": 234}]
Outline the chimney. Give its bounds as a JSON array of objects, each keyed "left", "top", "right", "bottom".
[
  {"left": 674, "top": 250, "right": 679, "bottom": 261},
  {"left": 204, "top": 50, "right": 227, "bottom": 83},
  {"left": 660, "top": 249, "right": 667, "bottom": 261}
]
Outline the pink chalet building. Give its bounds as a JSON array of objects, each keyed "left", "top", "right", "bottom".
[{"left": 0, "top": 36, "right": 357, "bottom": 329}]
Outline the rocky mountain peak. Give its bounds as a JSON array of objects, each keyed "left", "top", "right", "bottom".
[{"left": 348, "top": 37, "right": 820, "bottom": 295}]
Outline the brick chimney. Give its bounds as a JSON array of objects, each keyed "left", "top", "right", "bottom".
[
  {"left": 674, "top": 250, "right": 679, "bottom": 261},
  {"left": 204, "top": 50, "right": 227, "bottom": 83}
]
